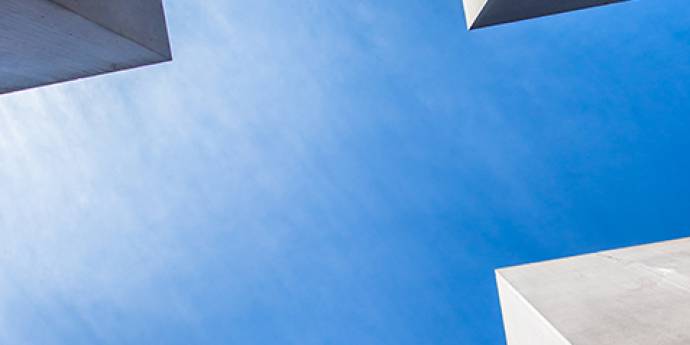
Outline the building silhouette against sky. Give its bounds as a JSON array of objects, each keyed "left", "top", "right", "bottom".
[
  {"left": 463, "top": 0, "right": 625, "bottom": 29},
  {"left": 0, "top": 0, "right": 171, "bottom": 94},
  {"left": 497, "top": 238, "right": 690, "bottom": 345}
]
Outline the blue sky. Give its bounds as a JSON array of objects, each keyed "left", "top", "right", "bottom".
[{"left": 1, "top": 0, "right": 690, "bottom": 344}]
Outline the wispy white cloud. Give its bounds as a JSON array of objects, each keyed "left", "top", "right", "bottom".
[{"left": 0, "top": 1, "right": 369, "bottom": 342}]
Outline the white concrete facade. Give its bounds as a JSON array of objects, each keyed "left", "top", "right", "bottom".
[
  {"left": 462, "top": 0, "right": 626, "bottom": 30},
  {"left": 0, "top": 0, "right": 171, "bottom": 94},
  {"left": 497, "top": 238, "right": 690, "bottom": 345}
]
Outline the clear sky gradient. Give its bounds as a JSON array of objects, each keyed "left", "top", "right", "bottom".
[{"left": 1, "top": 1, "right": 689, "bottom": 344}]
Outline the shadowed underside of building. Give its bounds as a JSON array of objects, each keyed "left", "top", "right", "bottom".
[
  {"left": 0, "top": 0, "right": 171, "bottom": 94},
  {"left": 462, "top": 0, "right": 626, "bottom": 29}
]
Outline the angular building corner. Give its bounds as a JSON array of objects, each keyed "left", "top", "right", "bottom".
[
  {"left": 462, "top": 0, "right": 626, "bottom": 30},
  {"left": 496, "top": 237, "right": 690, "bottom": 345},
  {"left": 0, "top": 0, "right": 172, "bottom": 95},
  {"left": 496, "top": 271, "right": 571, "bottom": 345}
]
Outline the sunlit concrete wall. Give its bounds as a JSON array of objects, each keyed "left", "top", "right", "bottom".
[
  {"left": 0, "top": 0, "right": 171, "bottom": 94},
  {"left": 497, "top": 238, "right": 690, "bottom": 345},
  {"left": 462, "top": 0, "right": 626, "bottom": 29}
]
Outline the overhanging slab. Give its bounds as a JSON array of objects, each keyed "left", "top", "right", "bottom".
[
  {"left": 0, "top": 0, "right": 171, "bottom": 94},
  {"left": 497, "top": 238, "right": 690, "bottom": 345},
  {"left": 463, "top": 0, "right": 626, "bottom": 30}
]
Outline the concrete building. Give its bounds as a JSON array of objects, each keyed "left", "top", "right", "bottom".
[
  {"left": 496, "top": 238, "right": 690, "bottom": 345},
  {"left": 0, "top": 0, "right": 171, "bottom": 94},
  {"left": 462, "top": 0, "right": 626, "bottom": 30}
]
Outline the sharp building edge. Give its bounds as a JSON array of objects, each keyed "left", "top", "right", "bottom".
[
  {"left": 496, "top": 238, "right": 690, "bottom": 345},
  {"left": 462, "top": 0, "right": 627, "bottom": 30},
  {"left": 0, "top": 0, "right": 171, "bottom": 95}
]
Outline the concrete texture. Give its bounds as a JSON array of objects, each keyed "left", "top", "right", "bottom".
[
  {"left": 496, "top": 238, "right": 690, "bottom": 345},
  {"left": 0, "top": 0, "right": 171, "bottom": 94},
  {"left": 462, "top": 0, "right": 626, "bottom": 30}
]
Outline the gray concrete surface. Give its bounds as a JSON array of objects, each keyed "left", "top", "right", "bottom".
[
  {"left": 497, "top": 238, "right": 690, "bottom": 345},
  {"left": 0, "top": 0, "right": 171, "bottom": 95},
  {"left": 462, "top": 0, "right": 626, "bottom": 30}
]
